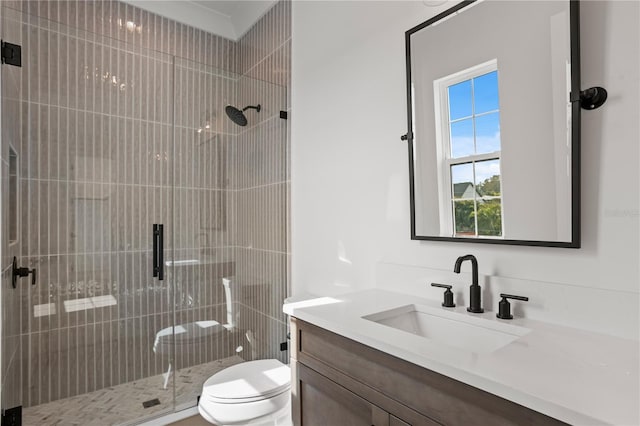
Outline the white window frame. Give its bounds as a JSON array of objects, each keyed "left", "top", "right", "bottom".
[{"left": 433, "top": 59, "right": 504, "bottom": 238}]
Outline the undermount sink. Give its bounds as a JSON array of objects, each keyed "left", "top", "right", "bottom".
[{"left": 363, "top": 304, "right": 530, "bottom": 354}]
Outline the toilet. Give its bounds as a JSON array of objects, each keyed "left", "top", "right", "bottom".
[{"left": 198, "top": 358, "right": 292, "bottom": 426}]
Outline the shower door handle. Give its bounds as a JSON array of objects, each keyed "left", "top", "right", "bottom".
[
  {"left": 12, "top": 256, "right": 37, "bottom": 288},
  {"left": 157, "top": 224, "right": 164, "bottom": 281},
  {"left": 152, "top": 224, "right": 165, "bottom": 280},
  {"left": 153, "top": 224, "right": 159, "bottom": 278}
]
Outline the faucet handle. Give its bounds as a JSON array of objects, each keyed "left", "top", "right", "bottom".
[
  {"left": 496, "top": 293, "right": 529, "bottom": 320},
  {"left": 431, "top": 283, "right": 455, "bottom": 308}
]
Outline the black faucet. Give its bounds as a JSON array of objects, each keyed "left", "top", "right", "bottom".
[{"left": 454, "top": 254, "right": 484, "bottom": 313}]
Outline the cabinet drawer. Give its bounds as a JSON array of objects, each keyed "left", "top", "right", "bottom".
[{"left": 292, "top": 317, "right": 566, "bottom": 426}]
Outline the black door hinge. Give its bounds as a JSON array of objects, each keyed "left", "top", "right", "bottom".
[
  {"left": 400, "top": 131, "right": 412, "bottom": 142},
  {"left": 1, "top": 41, "right": 22, "bottom": 67},
  {"left": 1, "top": 406, "right": 22, "bottom": 426}
]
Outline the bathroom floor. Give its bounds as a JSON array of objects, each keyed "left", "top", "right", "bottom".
[
  {"left": 169, "top": 415, "right": 210, "bottom": 426},
  {"left": 22, "top": 356, "right": 244, "bottom": 426}
]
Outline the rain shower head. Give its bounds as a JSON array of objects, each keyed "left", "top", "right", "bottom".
[{"left": 225, "top": 104, "right": 261, "bottom": 127}]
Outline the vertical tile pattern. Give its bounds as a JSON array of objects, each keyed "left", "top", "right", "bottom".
[
  {"left": 235, "top": 0, "right": 292, "bottom": 365},
  {"left": 1, "top": 0, "right": 291, "bottom": 417},
  {"left": 0, "top": 0, "right": 254, "bottom": 416}
]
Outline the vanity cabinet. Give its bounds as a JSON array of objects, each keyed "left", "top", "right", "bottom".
[{"left": 290, "top": 317, "right": 567, "bottom": 426}]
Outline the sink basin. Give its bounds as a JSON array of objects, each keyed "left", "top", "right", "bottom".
[{"left": 363, "top": 304, "right": 530, "bottom": 354}]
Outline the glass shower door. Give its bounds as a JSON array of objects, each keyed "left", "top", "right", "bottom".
[
  {"left": 0, "top": 6, "right": 177, "bottom": 424},
  {"left": 170, "top": 56, "right": 290, "bottom": 410},
  {"left": 169, "top": 56, "right": 244, "bottom": 411},
  {"left": 1, "top": 3, "right": 290, "bottom": 424}
]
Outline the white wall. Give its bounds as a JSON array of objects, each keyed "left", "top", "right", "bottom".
[{"left": 291, "top": 1, "right": 639, "bottom": 339}]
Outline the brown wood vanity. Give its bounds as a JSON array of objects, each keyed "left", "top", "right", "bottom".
[{"left": 290, "top": 317, "right": 567, "bottom": 426}]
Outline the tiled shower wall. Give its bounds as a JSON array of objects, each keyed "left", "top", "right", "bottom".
[
  {"left": 234, "top": 1, "right": 291, "bottom": 364},
  {"left": 0, "top": 0, "right": 262, "bottom": 410}
]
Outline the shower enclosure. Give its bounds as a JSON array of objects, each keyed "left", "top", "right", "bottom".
[{"left": 0, "top": 2, "right": 290, "bottom": 424}]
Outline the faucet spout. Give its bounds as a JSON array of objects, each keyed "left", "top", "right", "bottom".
[
  {"left": 453, "top": 254, "right": 483, "bottom": 313},
  {"left": 454, "top": 254, "right": 478, "bottom": 285}
]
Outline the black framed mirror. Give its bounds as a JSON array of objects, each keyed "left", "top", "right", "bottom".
[{"left": 405, "top": 0, "right": 582, "bottom": 248}]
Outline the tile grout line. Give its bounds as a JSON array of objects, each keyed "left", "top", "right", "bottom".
[
  {"left": 241, "top": 36, "right": 292, "bottom": 78},
  {"left": 8, "top": 98, "right": 239, "bottom": 137},
  {"left": 17, "top": 177, "right": 290, "bottom": 192}
]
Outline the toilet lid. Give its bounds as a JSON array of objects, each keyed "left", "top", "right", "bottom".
[{"left": 202, "top": 359, "right": 291, "bottom": 403}]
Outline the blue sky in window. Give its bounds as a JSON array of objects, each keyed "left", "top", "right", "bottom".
[
  {"left": 450, "top": 119, "right": 474, "bottom": 157},
  {"left": 474, "top": 71, "right": 499, "bottom": 113},
  {"left": 475, "top": 112, "right": 500, "bottom": 153},
  {"left": 448, "top": 70, "right": 501, "bottom": 157},
  {"left": 448, "top": 80, "right": 472, "bottom": 120},
  {"left": 475, "top": 159, "right": 500, "bottom": 184}
]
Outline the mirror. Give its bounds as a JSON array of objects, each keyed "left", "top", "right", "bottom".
[{"left": 405, "top": 0, "right": 581, "bottom": 247}]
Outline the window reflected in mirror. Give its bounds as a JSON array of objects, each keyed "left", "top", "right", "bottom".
[{"left": 435, "top": 61, "right": 503, "bottom": 238}]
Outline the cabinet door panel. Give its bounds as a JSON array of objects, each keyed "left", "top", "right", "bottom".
[{"left": 298, "top": 363, "right": 388, "bottom": 426}]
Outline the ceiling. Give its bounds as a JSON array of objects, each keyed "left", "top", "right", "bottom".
[{"left": 122, "top": 0, "right": 278, "bottom": 40}]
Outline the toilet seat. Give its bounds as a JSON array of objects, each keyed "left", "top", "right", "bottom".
[
  {"left": 199, "top": 359, "right": 292, "bottom": 425},
  {"left": 202, "top": 359, "right": 290, "bottom": 403}
]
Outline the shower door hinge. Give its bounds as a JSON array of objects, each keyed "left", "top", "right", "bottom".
[
  {"left": 400, "top": 131, "right": 412, "bottom": 142},
  {"left": 1, "top": 41, "right": 22, "bottom": 67},
  {"left": 1, "top": 406, "right": 22, "bottom": 426}
]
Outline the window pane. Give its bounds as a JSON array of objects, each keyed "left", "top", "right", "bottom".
[
  {"left": 448, "top": 80, "right": 472, "bottom": 120},
  {"left": 475, "top": 112, "right": 501, "bottom": 154},
  {"left": 454, "top": 200, "right": 476, "bottom": 236},
  {"left": 474, "top": 159, "right": 501, "bottom": 197},
  {"left": 451, "top": 163, "right": 474, "bottom": 199},
  {"left": 477, "top": 198, "right": 502, "bottom": 236},
  {"left": 473, "top": 71, "right": 499, "bottom": 114},
  {"left": 450, "top": 119, "right": 474, "bottom": 158}
]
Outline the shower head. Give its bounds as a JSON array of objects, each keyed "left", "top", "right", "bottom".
[{"left": 225, "top": 104, "right": 261, "bottom": 127}]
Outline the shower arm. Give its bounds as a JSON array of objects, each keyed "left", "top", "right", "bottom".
[{"left": 242, "top": 105, "right": 261, "bottom": 112}]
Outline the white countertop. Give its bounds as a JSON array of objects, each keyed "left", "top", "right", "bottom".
[{"left": 283, "top": 289, "right": 639, "bottom": 426}]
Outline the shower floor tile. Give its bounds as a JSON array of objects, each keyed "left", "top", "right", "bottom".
[{"left": 22, "top": 356, "right": 244, "bottom": 426}]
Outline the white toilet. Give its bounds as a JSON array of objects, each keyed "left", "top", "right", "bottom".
[{"left": 198, "top": 358, "right": 292, "bottom": 426}]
